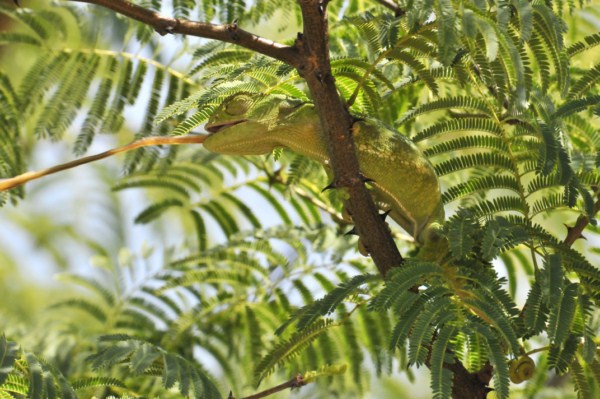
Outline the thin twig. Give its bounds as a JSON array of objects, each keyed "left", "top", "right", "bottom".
[
  {"left": 374, "top": 0, "right": 406, "bottom": 16},
  {"left": 0, "top": 135, "right": 206, "bottom": 191},
  {"left": 230, "top": 374, "right": 306, "bottom": 399},
  {"left": 563, "top": 196, "right": 600, "bottom": 247}
]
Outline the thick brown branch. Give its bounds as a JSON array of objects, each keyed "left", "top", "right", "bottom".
[
  {"left": 67, "top": 0, "right": 301, "bottom": 66},
  {"left": 422, "top": 332, "right": 492, "bottom": 399},
  {"left": 296, "top": 0, "right": 403, "bottom": 277},
  {"left": 447, "top": 360, "right": 493, "bottom": 399},
  {"left": 0, "top": 135, "right": 206, "bottom": 191}
]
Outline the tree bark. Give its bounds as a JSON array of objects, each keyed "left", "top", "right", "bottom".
[{"left": 295, "top": 0, "right": 403, "bottom": 277}]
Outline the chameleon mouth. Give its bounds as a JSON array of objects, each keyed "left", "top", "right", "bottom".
[{"left": 205, "top": 119, "right": 247, "bottom": 134}]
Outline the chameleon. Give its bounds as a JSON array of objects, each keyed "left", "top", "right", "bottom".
[
  {"left": 204, "top": 92, "right": 447, "bottom": 259},
  {"left": 0, "top": 92, "right": 447, "bottom": 258}
]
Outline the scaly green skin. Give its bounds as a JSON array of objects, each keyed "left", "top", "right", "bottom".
[{"left": 205, "top": 93, "right": 446, "bottom": 256}]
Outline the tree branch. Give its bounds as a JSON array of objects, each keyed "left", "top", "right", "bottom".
[
  {"left": 67, "top": 0, "right": 301, "bottom": 66},
  {"left": 374, "top": 0, "right": 406, "bottom": 16},
  {"left": 230, "top": 374, "right": 306, "bottom": 399},
  {"left": 296, "top": 0, "right": 403, "bottom": 277},
  {"left": 564, "top": 195, "right": 600, "bottom": 247}
]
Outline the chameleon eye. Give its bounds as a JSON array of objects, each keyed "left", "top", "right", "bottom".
[{"left": 225, "top": 98, "right": 250, "bottom": 116}]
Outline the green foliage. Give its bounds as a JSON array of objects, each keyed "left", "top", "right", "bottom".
[
  {"left": 0, "top": 335, "right": 18, "bottom": 386},
  {"left": 88, "top": 336, "right": 220, "bottom": 398},
  {"left": 276, "top": 273, "right": 378, "bottom": 333},
  {"left": 0, "top": 342, "right": 123, "bottom": 399},
  {"left": 1, "top": 0, "right": 600, "bottom": 398}
]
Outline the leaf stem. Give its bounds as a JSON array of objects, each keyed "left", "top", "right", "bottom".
[{"left": 526, "top": 346, "right": 550, "bottom": 356}]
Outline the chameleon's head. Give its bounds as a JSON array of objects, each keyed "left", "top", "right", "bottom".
[{"left": 204, "top": 92, "right": 308, "bottom": 155}]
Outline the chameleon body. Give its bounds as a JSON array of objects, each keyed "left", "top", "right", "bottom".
[
  {"left": 0, "top": 92, "right": 446, "bottom": 257},
  {"left": 204, "top": 93, "right": 445, "bottom": 253}
]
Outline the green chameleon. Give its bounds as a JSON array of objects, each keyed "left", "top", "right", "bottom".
[
  {"left": 0, "top": 92, "right": 447, "bottom": 259},
  {"left": 204, "top": 92, "right": 447, "bottom": 260}
]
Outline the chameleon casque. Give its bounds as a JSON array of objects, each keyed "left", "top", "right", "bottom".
[{"left": 204, "top": 92, "right": 447, "bottom": 258}]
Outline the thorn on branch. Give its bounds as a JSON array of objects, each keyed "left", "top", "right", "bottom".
[
  {"left": 155, "top": 18, "right": 180, "bottom": 36},
  {"left": 291, "top": 374, "right": 306, "bottom": 389},
  {"left": 344, "top": 226, "right": 358, "bottom": 236},
  {"left": 227, "top": 19, "right": 240, "bottom": 41},
  {"left": 317, "top": 0, "right": 331, "bottom": 14},
  {"left": 322, "top": 181, "right": 337, "bottom": 192},
  {"left": 565, "top": 223, "right": 587, "bottom": 243},
  {"left": 315, "top": 70, "right": 334, "bottom": 86},
  {"left": 316, "top": 71, "right": 324, "bottom": 83},
  {"left": 379, "top": 209, "right": 392, "bottom": 221},
  {"left": 13, "top": 0, "right": 20, "bottom": 6},
  {"left": 564, "top": 197, "right": 600, "bottom": 247}
]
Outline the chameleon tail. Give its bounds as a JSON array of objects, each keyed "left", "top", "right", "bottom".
[{"left": 0, "top": 134, "right": 207, "bottom": 192}]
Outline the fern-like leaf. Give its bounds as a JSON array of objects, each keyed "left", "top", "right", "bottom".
[
  {"left": 442, "top": 175, "right": 521, "bottom": 204},
  {"left": 0, "top": 335, "right": 18, "bottom": 385},
  {"left": 485, "top": 336, "right": 510, "bottom": 399},
  {"left": 276, "top": 273, "right": 377, "bottom": 334},
  {"left": 89, "top": 336, "right": 221, "bottom": 398},
  {"left": 522, "top": 281, "right": 548, "bottom": 336},
  {"left": 567, "top": 32, "right": 600, "bottom": 57},
  {"left": 434, "top": 153, "right": 513, "bottom": 176},
  {"left": 398, "top": 96, "right": 492, "bottom": 126},
  {"left": 430, "top": 325, "right": 456, "bottom": 399},
  {"left": 414, "top": 119, "right": 503, "bottom": 143},
  {"left": 408, "top": 297, "right": 453, "bottom": 366},
  {"left": 255, "top": 319, "right": 335, "bottom": 384},
  {"left": 569, "top": 64, "right": 600, "bottom": 99},
  {"left": 369, "top": 261, "right": 444, "bottom": 311},
  {"left": 547, "top": 283, "right": 578, "bottom": 346}
]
